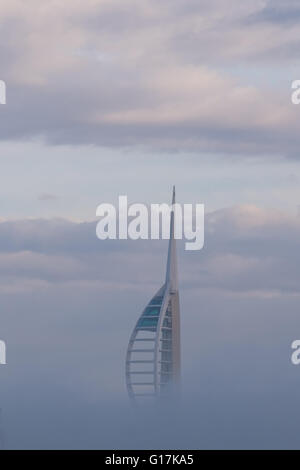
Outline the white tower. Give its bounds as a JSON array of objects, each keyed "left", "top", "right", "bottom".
[{"left": 126, "top": 187, "right": 181, "bottom": 400}]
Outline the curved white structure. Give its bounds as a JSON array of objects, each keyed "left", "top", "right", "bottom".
[{"left": 126, "top": 187, "right": 180, "bottom": 401}]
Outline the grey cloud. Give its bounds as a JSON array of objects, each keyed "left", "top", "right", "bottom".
[
  {"left": 0, "top": 1, "right": 299, "bottom": 157},
  {"left": 1, "top": 206, "right": 300, "bottom": 294},
  {"left": 1, "top": 207, "right": 300, "bottom": 448},
  {"left": 246, "top": 0, "right": 300, "bottom": 25},
  {"left": 38, "top": 193, "right": 58, "bottom": 201}
]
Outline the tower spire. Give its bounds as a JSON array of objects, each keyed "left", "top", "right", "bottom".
[{"left": 165, "top": 186, "right": 178, "bottom": 293}]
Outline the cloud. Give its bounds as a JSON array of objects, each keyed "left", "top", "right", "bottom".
[
  {"left": 0, "top": 0, "right": 299, "bottom": 157},
  {"left": 1, "top": 207, "right": 300, "bottom": 448},
  {"left": 37, "top": 193, "right": 58, "bottom": 201},
  {"left": 1, "top": 205, "right": 300, "bottom": 295},
  {"left": 182, "top": 205, "right": 300, "bottom": 294},
  {"left": 247, "top": 0, "right": 300, "bottom": 25}
]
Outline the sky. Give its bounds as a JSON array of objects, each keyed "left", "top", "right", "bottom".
[{"left": 1, "top": 0, "right": 300, "bottom": 449}]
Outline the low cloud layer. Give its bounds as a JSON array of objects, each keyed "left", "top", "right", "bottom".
[{"left": 1, "top": 206, "right": 300, "bottom": 448}]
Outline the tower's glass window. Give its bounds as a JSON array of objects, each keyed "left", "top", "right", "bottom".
[
  {"left": 143, "top": 306, "right": 160, "bottom": 317},
  {"left": 149, "top": 296, "right": 163, "bottom": 305},
  {"left": 137, "top": 317, "right": 159, "bottom": 328}
]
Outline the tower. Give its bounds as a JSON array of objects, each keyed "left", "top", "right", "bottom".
[{"left": 126, "top": 187, "right": 181, "bottom": 400}]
